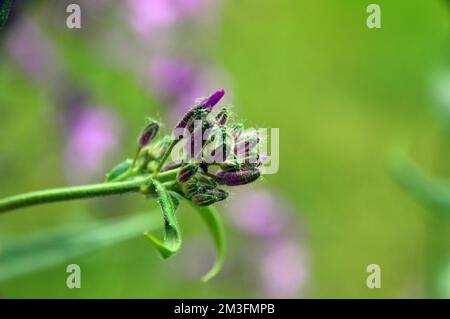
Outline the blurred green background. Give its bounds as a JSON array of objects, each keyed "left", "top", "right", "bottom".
[{"left": 0, "top": 0, "right": 449, "bottom": 298}]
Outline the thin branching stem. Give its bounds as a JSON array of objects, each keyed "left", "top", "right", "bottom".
[{"left": 153, "top": 140, "right": 178, "bottom": 175}]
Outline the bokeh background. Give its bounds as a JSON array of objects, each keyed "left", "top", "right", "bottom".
[{"left": 0, "top": 0, "right": 449, "bottom": 298}]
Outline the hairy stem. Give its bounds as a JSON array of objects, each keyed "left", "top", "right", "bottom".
[{"left": 0, "top": 177, "right": 152, "bottom": 214}]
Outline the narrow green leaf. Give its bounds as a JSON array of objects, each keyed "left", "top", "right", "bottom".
[
  {"left": 144, "top": 179, "right": 182, "bottom": 259},
  {"left": 169, "top": 191, "right": 183, "bottom": 210},
  {"left": 105, "top": 158, "right": 133, "bottom": 182},
  {"left": 0, "top": 212, "right": 161, "bottom": 282},
  {"left": 191, "top": 204, "right": 226, "bottom": 282},
  {"left": 389, "top": 147, "right": 450, "bottom": 217}
]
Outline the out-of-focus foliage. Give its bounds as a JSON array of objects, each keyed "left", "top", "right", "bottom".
[
  {"left": 0, "top": 212, "right": 160, "bottom": 282},
  {"left": 390, "top": 148, "right": 450, "bottom": 217}
]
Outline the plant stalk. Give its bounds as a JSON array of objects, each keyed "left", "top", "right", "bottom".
[
  {"left": 154, "top": 140, "right": 178, "bottom": 175},
  {"left": 0, "top": 177, "right": 151, "bottom": 214}
]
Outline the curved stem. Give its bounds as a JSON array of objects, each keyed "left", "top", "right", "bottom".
[{"left": 0, "top": 178, "right": 152, "bottom": 214}]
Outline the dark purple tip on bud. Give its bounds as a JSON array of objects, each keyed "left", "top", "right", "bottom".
[
  {"left": 203, "top": 89, "right": 225, "bottom": 110},
  {"left": 138, "top": 122, "right": 159, "bottom": 146},
  {"left": 192, "top": 193, "right": 217, "bottom": 206},
  {"left": 177, "top": 163, "right": 199, "bottom": 183},
  {"left": 218, "top": 168, "right": 261, "bottom": 186}
]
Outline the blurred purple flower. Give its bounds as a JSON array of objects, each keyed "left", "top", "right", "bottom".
[
  {"left": 5, "top": 17, "right": 58, "bottom": 81},
  {"left": 127, "top": 0, "right": 211, "bottom": 37},
  {"left": 228, "top": 189, "right": 287, "bottom": 238},
  {"left": 149, "top": 56, "right": 199, "bottom": 99},
  {"left": 64, "top": 107, "right": 121, "bottom": 183},
  {"left": 261, "top": 239, "right": 309, "bottom": 298},
  {"left": 173, "top": 0, "right": 209, "bottom": 16},
  {"left": 227, "top": 188, "right": 309, "bottom": 297},
  {"left": 149, "top": 56, "right": 225, "bottom": 123}
]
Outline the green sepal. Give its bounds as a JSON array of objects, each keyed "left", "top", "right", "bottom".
[
  {"left": 191, "top": 204, "right": 226, "bottom": 282},
  {"left": 144, "top": 178, "right": 182, "bottom": 259},
  {"left": 105, "top": 159, "right": 133, "bottom": 182}
]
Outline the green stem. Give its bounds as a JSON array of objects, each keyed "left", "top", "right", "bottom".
[
  {"left": 0, "top": 177, "right": 152, "bottom": 214},
  {"left": 154, "top": 140, "right": 178, "bottom": 175},
  {"left": 155, "top": 168, "right": 179, "bottom": 183}
]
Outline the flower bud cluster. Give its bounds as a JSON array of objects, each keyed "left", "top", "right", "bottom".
[{"left": 112, "top": 89, "right": 266, "bottom": 207}]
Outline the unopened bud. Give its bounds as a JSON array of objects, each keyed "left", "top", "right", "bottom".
[
  {"left": 191, "top": 188, "right": 228, "bottom": 206},
  {"left": 182, "top": 178, "right": 200, "bottom": 199},
  {"left": 218, "top": 168, "right": 261, "bottom": 186},
  {"left": 177, "top": 163, "right": 199, "bottom": 183},
  {"left": 192, "top": 193, "right": 217, "bottom": 206},
  {"left": 138, "top": 122, "right": 159, "bottom": 146},
  {"left": 172, "top": 98, "right": 208, "bottom": 135},
  {"left": 198, "top": 175, "right": 217, "bottom": 190},
  {"left": 203, "top": 89, "right": 225, "bottom": 110},
  {"left": 208, "top": 189, "right": 229, "bottom": 201}
]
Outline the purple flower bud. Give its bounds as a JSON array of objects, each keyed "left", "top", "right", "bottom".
[
  {"left": 218, "top": 168, "right": 261, "bottom": 186},
  {"left": 173, "top": 90, "right": 222, "bottom": 136},
  {"left": 138, "top": 122, "right": 159, "bottom": 146},
  {"left": 177, "top": 163, "right": 199, "bottom": 183},
  {"left": 174, "top": 108, "right": 195, "bottom": 130},
  {"left": 173, "top": 98, "right": 207, "bottom": 131},
  {"left": 216, "top": 167, "right": 237, "bottom": 179},
  {"left": 203, "top": 89, "right": 225, "bottom": 110}
]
